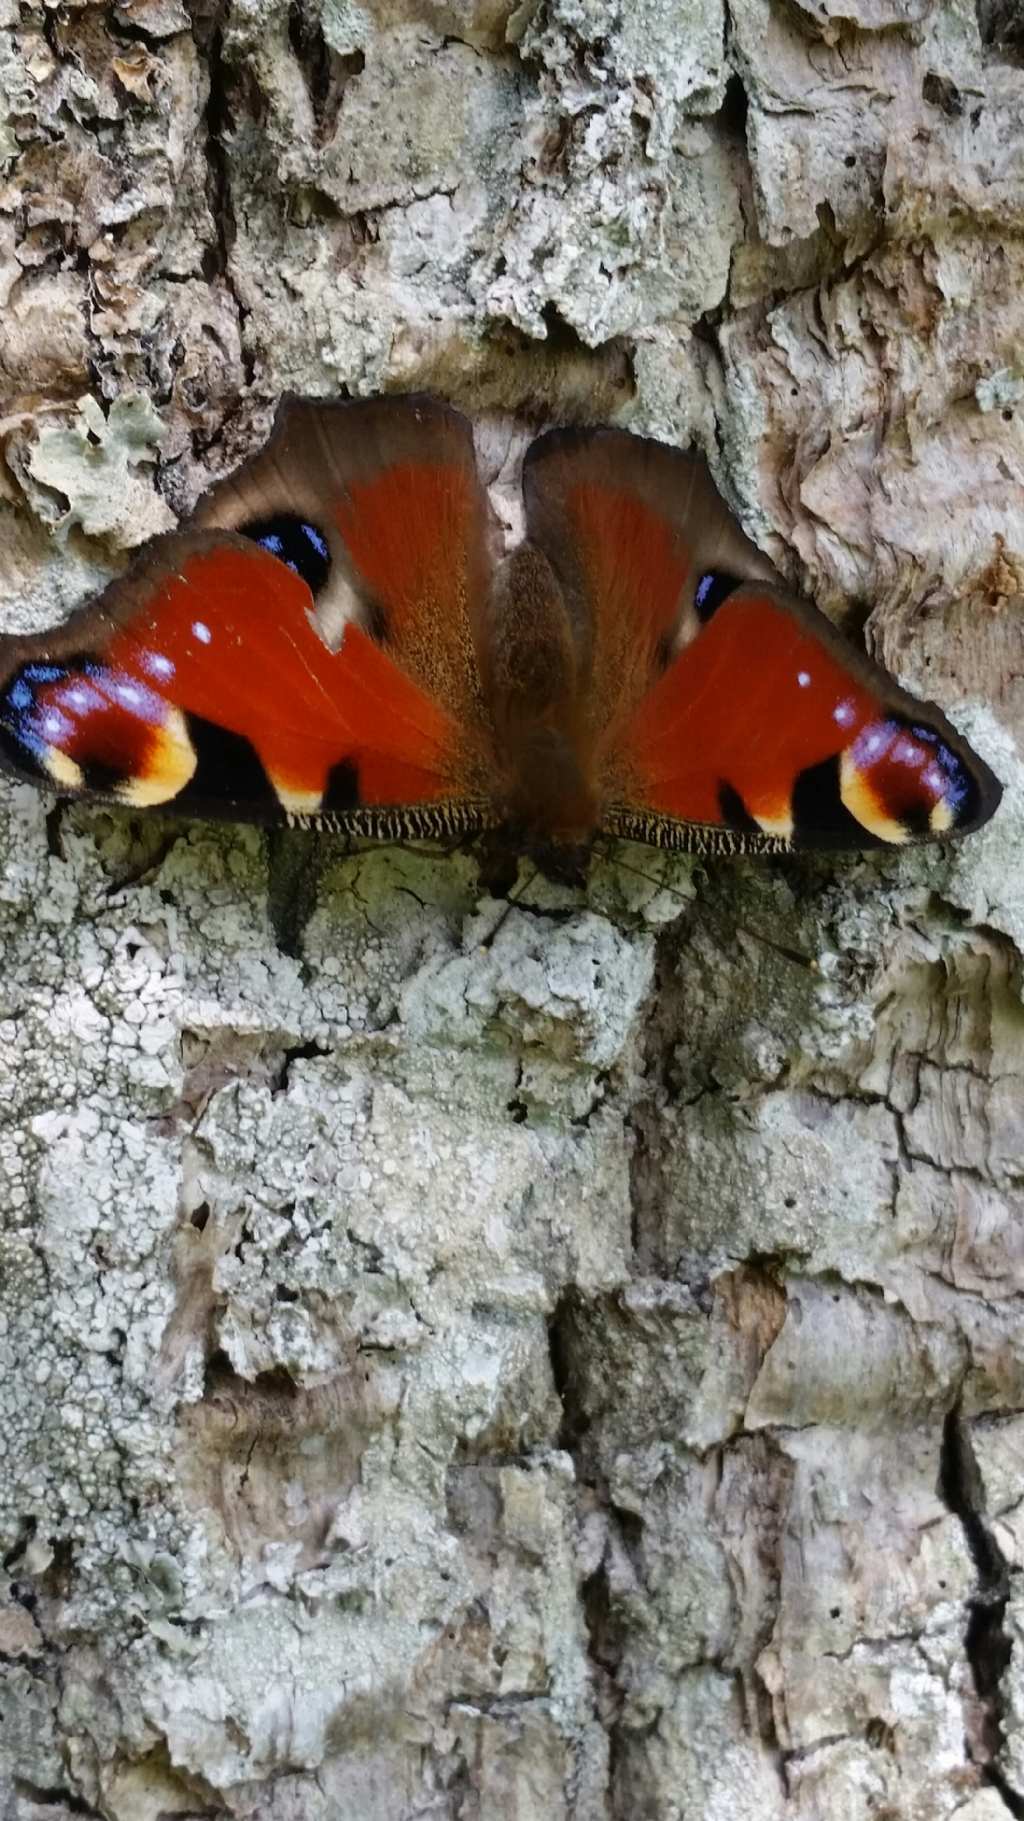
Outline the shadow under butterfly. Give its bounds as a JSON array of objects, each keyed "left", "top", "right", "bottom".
[{"left": 0, "top": 394, "right": 1002, "bottom": 906}]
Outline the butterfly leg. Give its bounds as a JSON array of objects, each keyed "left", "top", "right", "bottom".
[
  {"left": 476, "top": 862, "right": 542, "bottom": 950},
  {"left": 45, "top": 800, "right": 68, "bottom": 860},
  {"left": 474, "top": 827, "right": 524, "bottom": 900},
  {"left": 267, "top": 825, "right": 329, "bottom": 958}
]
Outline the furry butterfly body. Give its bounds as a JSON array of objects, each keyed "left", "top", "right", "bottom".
[{"left": 0, "top": 395, "right": 1001, "bottom": 877}]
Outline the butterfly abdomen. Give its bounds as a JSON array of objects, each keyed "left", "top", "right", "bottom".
[
  {"left": 500, "top": 721, "right": 599, "bottom": 852},
  {"left": 483, "top": 542, "right": 600, "bottom": 847}
]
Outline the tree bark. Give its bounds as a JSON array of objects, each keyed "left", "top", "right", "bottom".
[{"left": 1, "top": 2, "right": 1023, "bottom": 1817}]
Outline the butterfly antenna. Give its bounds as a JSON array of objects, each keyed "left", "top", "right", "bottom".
[
  {"left": 596, "top": 848, "right": 815, "bottom": 962},
  {"left": 735, "top": 923, "right": 818, "bottom": 971},
  {"left": 480, "top": 861, "right": 539, "bottom": 950},
  {"left": 594, "top": 842, "right": 695, "bottom": 910}
]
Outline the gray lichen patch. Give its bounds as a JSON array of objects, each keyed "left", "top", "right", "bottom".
[
  {"left": 3, "top": 763, "right": 1023, "bottom": 1809},
  {"left": 0, "top": 787, "right": 642, "bottom": 1808}
]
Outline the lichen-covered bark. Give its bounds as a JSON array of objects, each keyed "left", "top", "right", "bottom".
[{"left": 0, "top": 1, "right": 1023, "bottom": 1816}]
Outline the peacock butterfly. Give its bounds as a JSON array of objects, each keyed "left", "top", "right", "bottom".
[{"left": 0, "top": 394, "right": 1002, "bottom": 882}]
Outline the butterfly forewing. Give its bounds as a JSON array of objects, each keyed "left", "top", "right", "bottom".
[{"left": 0, "top": 531, "right": 480, "bottom": 823}]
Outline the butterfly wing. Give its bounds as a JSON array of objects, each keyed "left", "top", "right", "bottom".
[
  {"left": 197, "top": 394, "right": 495, "bottom": 733},
  {"left": 522, "top": 427, "right": 1001, "bottom": 852},
  {"left": 0, "top": 397, "right": 499, "bottom": 838}
]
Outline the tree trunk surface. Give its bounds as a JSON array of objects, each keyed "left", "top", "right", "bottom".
[{"left": 1, "top": 2, "right": 1023, "bottom": 1817}]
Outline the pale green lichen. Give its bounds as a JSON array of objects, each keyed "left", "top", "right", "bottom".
[{"left": 24, "top": 394, "right": 173, "bottom": 547}]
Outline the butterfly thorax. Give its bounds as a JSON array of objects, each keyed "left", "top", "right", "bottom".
[{"left": 485, "top": 543, "right": 600, "bottom": 854}]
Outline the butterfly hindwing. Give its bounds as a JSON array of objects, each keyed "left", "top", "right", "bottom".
[
  {"left": 521, "top": 425, "right": 778, "bottom": 736},
  {"left": 521, "top": 425, "right": 1000, "bottom": 852},
  {"left": 608, "top": 581, "right": 999, "bottom": 851}
]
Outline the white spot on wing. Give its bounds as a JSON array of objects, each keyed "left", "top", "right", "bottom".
[
  {"left": 192, "top": 620, "right": 212, "bottom": 644},
  {"left": 797, "top": 671, "right": 811, "bottom": 688},
  {"left": 892, "top": 736, "right": 924, "bottom": 768},
  {"left": 833, "top": 699, "right": 855, "bottom": 727}
]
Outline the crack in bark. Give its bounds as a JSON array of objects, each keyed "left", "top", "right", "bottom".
[
  {"left": 12, "top": 1783, "right": 103, "bottom": 1818},
  {"left": 286, "top": 0, "right": 364, "bottom": 145},
  {"left": 198, "top": 10, "right": 254, "bottom": 386},
  {"left": 940, "top": 1401, "right": 1024, "bottom": 1816},
  {"left": 266, "top": 824, "right": 326, "bottom": 958},
  {"left": 978, "top": 1, "right": 1024, "bottom": 58},
  {"left": 546, "top": 1291, "right": 632, "bottom": 1809}
]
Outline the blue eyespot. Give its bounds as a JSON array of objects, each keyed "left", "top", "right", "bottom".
[
  {"left": 239, "top": 514, "right": 331, "bottom": 595},
  {"left": 694, "top": 573, "right": 738, "bottom": 622}
]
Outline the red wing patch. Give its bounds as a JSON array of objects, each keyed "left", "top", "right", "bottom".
[
  {"left": 521, "top": 425, "right": 781, "bottom": 730},
  {"left": 557, "top": 481, "right": 691, "bottom": 667},
  {"left": 193, "top": 396, "right": 493, "bottom": 735},
  {"left": 337, "top": 462, "right": 479, "bottom": 627},
  {"left": 612, "top": 588, "right": 993, "bottom": 846}
]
